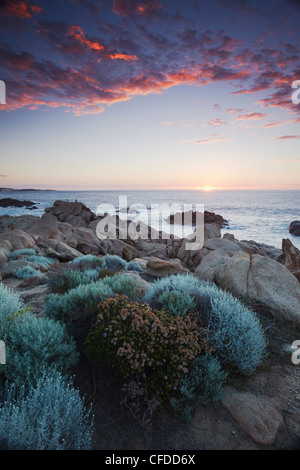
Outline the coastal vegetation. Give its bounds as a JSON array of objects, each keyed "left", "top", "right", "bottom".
[{"left": 0, "top": 200, "right": 300, "bottom": 449}]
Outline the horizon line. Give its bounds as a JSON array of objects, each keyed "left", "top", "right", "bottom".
[{"left": 1, "top": 187, "right": 300, "bottom": 192}]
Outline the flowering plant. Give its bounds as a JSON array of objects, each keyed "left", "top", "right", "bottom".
[{"left": 85, "top": 295, "right": 210, "bottom": 401}]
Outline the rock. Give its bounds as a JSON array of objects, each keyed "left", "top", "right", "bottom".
[
  {"left": 0, "top": 198, "right": 36, "bottom": 208},
  {"left": 204, "top": 237, "right": 241, "bottom": 256},
  {"left": 214, "top": 251, "right": 300, "bottom": 324},
  {"left": 11, "top": 213, "right": 61, "bottom": 240},
  {"left": 204, "top": 223, "right": 221, "bottom": 240},
  {"left": 35, "top": 237, "right": 83, "bottom": 262},
  {"left": 194, "top": 249, "right": 230, "bottom": 282},
  {"left": 0, "top": 240, "right": 12, "bottom": 264},
  {"left": 122, "top": 243, "right": 141, "bottom": 262},
  {"left": 45, "top": 200, "right": 97, "bottom": 227},
  {"left": 18, "top": 275, "right": 45, "bottom": 288},
  {"left": 166, "top": 210, "right": 228, "bottom": 228},
  {"left": 133, "top": 240, "right": 169, "bottom": 259},
  {"left": 133, "top": 256, "right": 188, "bottom": 277},
  {"left": 278, "top": 239, "right": 300, "bottom": 282},
  {"left": 19, "top": 284, "right": 50, "bottom": 302},
  {"left": 237, "top": 239, "right": 282, "bottom": 259},
  {"left": 289, "top": 221, "right": 300, "bottom": 236},
  {"left": 99, "top": 238, "right": 131, "bottom": 258},
  {"left": 221, "top": 387, "right": 283, "bottom": 445},
  {"left": 0, "top": 229, "right": 36, "bottom": 252},
  {"left": 204, "top": 210, "right": 229, "bottom": 228}
]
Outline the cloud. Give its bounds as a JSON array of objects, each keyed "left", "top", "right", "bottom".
[
  {"left": 161, "top": 119, "right": 196, "bottom": 127},
  {"left": 68, "top": 25, "right": 138, "bottom": 60},
  {"left": 0, "top": 174, "right": 9, "bottom": 178},
  {"left": 0, "top": 0, "right": 42, "bottom": 19},
  {"left": 181, "top": 133, "right": 232, "bottom": 144},
  {"left": 226, "top": 108, "right": 244, "bottom": 114},
  {"left": 207, "top": 118, "right": 226, "bottom": 126},
  {"left": 275, "top": 135, "right": 300, "bottom": 140},
  {"left": 112, "top": 0, "right": 162, "bottom": 17},
  {"left": 69, "top": 25, "right": 104, "bottom": 51},
  {"left": 262, "top": 118, "right": 300, "bottom": 128},
  {"left": 236, "top": 112, "right": 270, "bottom": 120},
  {"left": 1, "top": 1, "right": 299, "bottom": 118}
]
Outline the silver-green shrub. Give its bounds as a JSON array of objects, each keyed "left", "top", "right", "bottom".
[
  {"left": 1, "top": 311, "right": 78, "bottom": 390},
  {"left": 9, "top": 249, "right": 36, "bottom": 261},
  {"left": 0, "top": 284, "right": 24, "bottom": 338},
  {"left": 157, "top": 290, "right": 196, "bottom": 318},
  {"left": 144, "top": 274, "right": 201, "bottom": 311},
  {"left": 201, "top": 285, "right": 267, "bottom": 375},
  {"left": 13, "top": 265, "right": 43, "bottom": 279},
  {"left": 170, "top": 354, "right": 227, "bottom": 420},
  {"left": 0, "top": 371, "right": 94, "bottom": 450},
  {"left": 45, "top": 273, "right": 142, "bottom": 322},
  {"left": 45, "top": 280, "right": 114, "bottom": 321},
  {"left": 101, "top": 273, "right": 143, "bottom": 299},
  {"left": 27, "top": 255, "right": 54, "bottom": 267}
]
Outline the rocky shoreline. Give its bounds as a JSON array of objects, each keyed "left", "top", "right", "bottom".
[
  {"left": 1, "top": 199, "right": 300, "bottom": 450},
  {"left": 1, "top": 199, "right": 299, "bottom": 322}
]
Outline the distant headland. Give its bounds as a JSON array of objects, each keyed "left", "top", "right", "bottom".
[{"left": 0, "top": 188, "right": 55, "bottom": 192}]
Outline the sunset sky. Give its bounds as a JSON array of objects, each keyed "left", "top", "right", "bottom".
[{"left": 0, "top": 0, "right": 300, "bottom": 190}]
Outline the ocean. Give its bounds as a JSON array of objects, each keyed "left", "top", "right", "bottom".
[{"left": 0, "top": 189, "right": 299, "bottom": 251}]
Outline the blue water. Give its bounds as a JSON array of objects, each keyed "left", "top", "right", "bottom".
[{"left": 0, "top": 189, "right": 299, "bottom": 250}]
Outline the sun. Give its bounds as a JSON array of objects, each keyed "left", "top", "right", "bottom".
[{"left": 196, "top": 185, "right": 221, "bottom": 191}]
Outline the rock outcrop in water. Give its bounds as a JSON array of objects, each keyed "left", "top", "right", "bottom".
[
  {"left": 0, "top": 198, "right": 37, "bottom": 208},
  {"left": 289, "top": 220, "right": 300, "bottom": 236},
  {"left": 166, "top": 209, "right": 228, "bottom": 228}
]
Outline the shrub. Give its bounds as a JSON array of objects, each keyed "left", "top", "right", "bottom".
[
  {"left": 101, "top": 273, "right": 143, "bottom": 300},
  {"left": 85, "top": 295, "right": 210, "bottom": 401},
  {"left": 45, "top": 279, "right": 114, "bottom": 322},
  {"left": 13, "top": 265, "right": 43, "bottom": 279},
  {"left": 71, "top": 255, "right": 104, "bottom": 270},
  {"left": 145, "top": 276, "right": 267, "bottom": 375},
  {"left": 27, "top": 255, "right": 54, "bottom": 267},
  {"left": 157, "top": 290, "right": 196, "bottom": 318},
  {"left": 0, "top": 430, "right": 25, "bottom": 450},
  {"left": 126, "top": 261, "right": 143, "bottom": 272},
  {"left": 9, "top": 249, "right": 36, "bottom": 261},
  {"left": 45, "top": 274, "right": 142, "bottom": 322},
  {"left": 51, "top": 268, "right": 99, "bottom": 294},
  {"left": 0, "top": 284, "right": 24, "bottom": 337},
  {"left": 144, "top": 274, "right": 201, "bottom": 311},
  {"left": 170, "top": 354, "right": 227, "bottom": 421},
  {"left": 1, "top": 311, "right": 79, "bottom": 391},
  {"left": 84, "top": 269, "right": 100, "bottom": 280},
  {"left": 0, "top": 371, "right": 94, "bottom": 450},
  {"left": 101, "top": 254, "right": 127, "bottom": 272},
  {"left": 195, "top": 282, "right": 267, "bottom": 375}
]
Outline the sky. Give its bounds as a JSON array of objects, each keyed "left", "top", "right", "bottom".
[{"left": 0, "top": 0, "right": 300, "bottom": 190}]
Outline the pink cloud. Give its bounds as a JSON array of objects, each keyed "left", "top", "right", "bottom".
[
  {"left": 236, "top": 112, "right": 270, "bottom": 120},
  {"left": 0, "top": 0, "right": 42, "bottom": 19}
]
